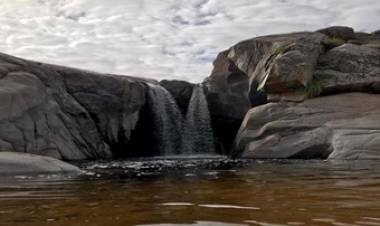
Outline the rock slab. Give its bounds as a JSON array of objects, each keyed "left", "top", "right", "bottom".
[
  {"left": 233, "top": 93, "right": 380, "bottom": 160},
  {"left": 0, "top": 152, "right": 81, "bottom": 174}
]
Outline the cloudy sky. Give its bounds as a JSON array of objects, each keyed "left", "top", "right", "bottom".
[{"left": 0, "top": 0, "right": 379, "bottom": 82}]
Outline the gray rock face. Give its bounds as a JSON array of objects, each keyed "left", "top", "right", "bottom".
[
  {"left": 0, "top": 152, "right": 81, "bottom": 174},
  {"left": 315, "top": 44, "right": 380, "bottom": 94},
  {"left": 233, "top": 93, "right": 380, "bottom": 160},
  {"left": 0, "top": 53, "right": 148, "bottom": 160}
]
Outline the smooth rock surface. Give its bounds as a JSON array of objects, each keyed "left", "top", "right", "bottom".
[
  {"left": 0, "top": 152, "right": 81, "bottom": 174},
  {"left": 0, "top": 53, "right": 149, "bottom": 160},
  {"left": 233, "top": 93, "right": 380, "bottom": 160}
]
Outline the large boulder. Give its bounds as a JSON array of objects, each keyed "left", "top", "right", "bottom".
[
  {"left": 205, "top": 32, "right": 326, "bottom": 117},
  {"left": 204, "top": 32, "right": 326, "bottom": 151},
  {"left": 0, "top": 53, "right": 149, "bottom": 160},
  {"left": 0, "top": 152, "right": 81, "bottom": 175},
  {"left": 233, "top": 93, "right": 380, "bottom": 160}
]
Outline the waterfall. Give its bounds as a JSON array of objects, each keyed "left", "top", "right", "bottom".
[
  {"left": 147, "top": 85, "right": 184, "bottom": 155},
  {"left": 147, "top": 84, "right": 215, "bottom": 156},
  {"left": 184, "top": 85, "right": 215, "bottom": 154}
]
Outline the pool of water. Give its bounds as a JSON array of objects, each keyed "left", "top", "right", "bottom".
[{"left": 1, "top": 158, "right": 380, "bottom": 226}]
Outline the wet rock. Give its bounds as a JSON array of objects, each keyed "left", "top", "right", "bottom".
[
  {"left": 0, "top": 53, "right": 149, "bottom": 160},
  {"left": 0, "top": 152, "right": 81, "bottom": 174},
  {"left": 160, "top": 80, "right": 194, "bottom": 114},
  {"left": 233, "top": 93, "right": 380, "bottom": 160}
]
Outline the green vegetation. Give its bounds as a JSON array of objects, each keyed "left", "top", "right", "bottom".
[
  {"left": 305, "top": 79, "right": 323, "bottom": 98},
  {"left": 272, "top": 43, "right": 296, "bottom": 55},
  {"left": 322, "top": 37, "right": 345, "bottom": 50}
]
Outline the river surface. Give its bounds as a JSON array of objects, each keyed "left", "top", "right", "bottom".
[{"left": 0, "top": 157, "right": 380, "bottom": 226}]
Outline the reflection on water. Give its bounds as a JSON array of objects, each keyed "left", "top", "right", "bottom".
[{"left": 1, "top": 158, "right": 380, "bottom": 226}]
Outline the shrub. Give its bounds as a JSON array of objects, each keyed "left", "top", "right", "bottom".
[{"left": 305, "top": 79, "right": 323, "bottom": 98}]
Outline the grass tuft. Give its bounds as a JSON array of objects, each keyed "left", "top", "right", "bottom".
[
  {"left": 272, "top": 43, "right": 296, "bottom": 55},
  {"left": 322, "top": 37, "right": 345, "bottom": 50},
  {"left": 305, "top": 79, "right": 323, "bottom": 98}
]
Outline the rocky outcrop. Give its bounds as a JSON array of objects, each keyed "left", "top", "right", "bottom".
[
  {"left": 205, "top": 26, "right": 380, "bottom": 154},
  {"left": 233, "top": 93, "right": 380, "bottom": 160},
  {"left": 0, "top": 53, "right": 149, "bottom": 160},
  {"left": 205, "top": 32, "right": 326, "bottom": 118},
  {"left": 204, "top": 32, "right": 327, "bottom": 150},
  {"left": 1, "top": 25, "right": 379, "bottom": 161},
  {"left": 0, "top": 152, "right": 81, "bottom": 175}
]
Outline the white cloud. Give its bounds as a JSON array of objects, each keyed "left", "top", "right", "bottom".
[{"left": 0, "top": 0, "right": 379, "bottom": 82}]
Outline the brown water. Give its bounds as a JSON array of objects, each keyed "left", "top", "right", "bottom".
[{"left": 1, "top": 158, "right": 380, "bottom": 226}]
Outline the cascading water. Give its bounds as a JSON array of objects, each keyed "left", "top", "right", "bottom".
[
  {"left": 184, "top": 85, "right": 215, "bottom": 154},
  {"left": 147, "top": 85, "right": 184, "bottom": 155},
  {"left": 147, "top": 84, "right": 215, "bottom": 156}
]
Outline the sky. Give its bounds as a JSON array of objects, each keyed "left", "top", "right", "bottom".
[{"left": 0, "top": 0, "right": 379, "bottom": 82}]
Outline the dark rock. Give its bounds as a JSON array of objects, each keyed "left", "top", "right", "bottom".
[
  {"left": 317, "top": 26, "right": 355, "bottom": 41},
  {"left": 0, "top": 152, "right": 81, "bottom": 174},
  {"left": 233, "top": 93, "right": 380, "bottom": 160},
  {"left": 160, "top": 80, "right": 194, "bottom": 114},
  {"left": 0, "top": 52, "right": 150, "bottom": 160}
]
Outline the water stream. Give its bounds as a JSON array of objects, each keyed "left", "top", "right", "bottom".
[
  {"left": 148, "top": 84, "right": 215, "bottom": 156},
  {"left": 148, "top": 85, "right": 184, "bottom": 155},
  {"left": 184, "top": 85, "right": 215, "bottom": 154}
]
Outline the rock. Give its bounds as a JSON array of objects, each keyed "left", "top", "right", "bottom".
[
  {"left": 373, "top": 29, "right": 380, "bottom": 35},
  {"left": 315, "top": 44, "right": 380, "bottom": 95},
  {"left": 0, "top": 152, "right": 81, "bottom": 175},
  {"left": 205, "top": 32, "right": 326, "bottom": 150},
  {"left": 351, "top": 32, "right": 380, "bottom": 45},
  {"left": 233, "top": 93, "right": 380, "bottom": 160},
  {"left": 0, "top": 52, "right": 149, "bottom": 160},
  {"left": 160, "top": 80, "right": 195, "bottom": 114},
  {"left": 317, "top": 26, "right": 355, "bottom": 41},
  {"left": 205, "top": 32, "right": 326, "bottom": 117}
]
